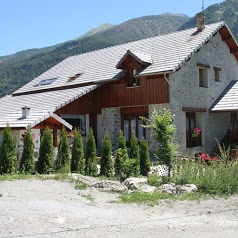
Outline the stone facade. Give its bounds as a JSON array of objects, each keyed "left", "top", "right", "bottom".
[
  {"left": 169, "top": 32, "right": 238, "bottom": 155},
  {"left": 97, "top": 107, "right": 121, "bottom": 150}
]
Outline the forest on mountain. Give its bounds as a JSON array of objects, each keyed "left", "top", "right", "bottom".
[{"left": 0, "top": 0, "right": 237, "bottom": 97}]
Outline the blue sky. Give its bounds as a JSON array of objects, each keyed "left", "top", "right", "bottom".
[{"left": 0, "top": 0, "right": 223, "bottom": 56}]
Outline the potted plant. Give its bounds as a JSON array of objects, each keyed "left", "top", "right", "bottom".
[{"left": 192, "top": 128, "right": 201, "bottom": 137}]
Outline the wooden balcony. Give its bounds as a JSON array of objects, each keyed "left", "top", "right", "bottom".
[{"left": 222, "top": 129, "right": 238, "bottom": 145}]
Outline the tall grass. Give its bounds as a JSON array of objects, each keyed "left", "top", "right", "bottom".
[{"left": 172, "top": 158, "right": 238, "bottom": 195}]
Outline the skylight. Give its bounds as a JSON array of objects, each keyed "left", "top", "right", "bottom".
[{"left": 33, "top": 78, "right": 58, "bottom": 87}]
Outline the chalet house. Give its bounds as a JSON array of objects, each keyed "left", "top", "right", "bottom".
[{"left": 1, "top": 13, "right": 238, "bottom": 160}]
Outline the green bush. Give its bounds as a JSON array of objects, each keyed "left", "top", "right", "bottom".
[
  {"left": 38, "top": 127, "right": 54, "bottom": 174},
  {"left": 147, "top": 174, "right": 162, "bottom": 187},
  {"left": 0, "top": 125, "right": 17, "bottom": 174},
  {"left": 71, "top": 129, "right": 85, "bottom": 174},
  {"left": 120, "top": 158, "right": 140, "bottom": 181},
  {"left": 85, "top": 128, "right": 98, "bottom": 177},
  {"left": 114, "top": 148, "right": 128, "bottom": 177},
  {"left": 117, "top": 129, "right": 127, "bottom": 150},
  {"left": 57, "top": 128, "right": 70, "bottom": 171},
  {"left": 100, "top": 132, "right": 113, "bottom": 177},
  {"left": 19, "top": 128, "right": 35, "bottom": 174},
  {"left": 140, "top": 137, "right": 151, "bottom": 176}
]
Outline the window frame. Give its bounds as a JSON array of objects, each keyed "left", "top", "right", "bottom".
[
  {"left": 214, "top": 66, "right": 221, "bottom": 82},
  {"left": 127, "top": 68, "right": 140, "bottom": 87}
]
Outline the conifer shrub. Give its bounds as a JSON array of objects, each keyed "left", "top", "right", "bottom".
[
  {"left": 100, "top": 132, "right": 113, "bottom": 177},
  {"left": 139, "top": 137, "right": 151, "bottom": 176},
  {"left": 85, "top": 128, "right": 98, "bottom": 177},
  {"left": 19, "top": 128, "right": 35, "bottom": 174},
  {"left": 129, "top": 130, "right": 140, "bottom": 176},
  {"left": 57, "top": 128, "right": 70, "bottom": 172},
  {"left": 0, "top": 125, "right": 17, "bottom": 174},
  {"left": 38, "top": 127, "right": 54, "bottom": 174},
  {"left": 71, "top": 129, "right": 85, "bottom": 174},
  {"left": 114, "top": 148, "right": 128, "bottom": 177},
  {"left": 118, "top": 129, "right": 127, "bottom": 150}
]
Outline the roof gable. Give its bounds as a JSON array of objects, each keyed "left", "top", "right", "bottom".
[{"left": 116, "top": 50, "right": 152, "bottom": 69}]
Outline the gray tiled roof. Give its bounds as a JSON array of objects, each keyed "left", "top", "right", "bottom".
[
  {"left": 0, "top": 85, "right": 97, "bottom": 128},
  {"left": 14, "top": 22, "right": 225, "bottom": 95},
  {"left": 210, "top": 81, "right": 238, "bottom": 112}
]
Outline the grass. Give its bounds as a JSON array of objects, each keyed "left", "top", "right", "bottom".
[
  {"left": 75, "top": 178, "right": 88, "bottom": 190},
  {"left": 82, "top": 193, "right": 94, "bottom": 201}
]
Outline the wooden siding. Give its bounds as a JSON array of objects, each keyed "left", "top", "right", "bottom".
[{"left": 56, "top": 74, "right": 169, "bottom": 115}]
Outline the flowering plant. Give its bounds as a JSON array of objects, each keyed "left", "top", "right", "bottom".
[
  {"left": 200, "top": 153, "right": 218, "bottom": 161},
  {"left": 192, "top": 128, "right": 201, "bottom": 137},
  {"left": 20, "top": 132, "right": 36, "bottom": 141}
]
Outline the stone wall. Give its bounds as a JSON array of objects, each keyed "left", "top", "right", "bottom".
[
  {"left": 169, "top": 32, "right": 238, "bottom": 155},
  {"left": 97, "top": 107, "right": 121, "bottom": 151}
]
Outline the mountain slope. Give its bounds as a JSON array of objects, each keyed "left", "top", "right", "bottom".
[{"left": 0, "top": 14, "right": 189, "bottom": 97}]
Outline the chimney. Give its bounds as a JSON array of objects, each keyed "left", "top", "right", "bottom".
[
  {"left": 22, "top": 106, "right": 30, "bottom": 118},
  {"left": 196, "top": 12, "right": 205, "bottom": 31}
]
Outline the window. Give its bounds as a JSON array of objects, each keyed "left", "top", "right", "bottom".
[
  {"left": 186, "top": 112, "right": 202, "bottom": 147},
  {"left": 62, "top": 114, "right": 86, "bottom": 135},
  {"left": 127, "top": 68, "right": 140, "bottom": 87},
  {"left": 122, "top": 114, "right": 148, "bottom": 144},
  {"left": 33, "top": 78, "right": 57, "bottom": 87},
  {"left": 231, "top": 112, "right": 237, "bottom": 130},
  {"left": 199, "top": 68, "right": 208, "bottom": 88},
  {"left": 214, "top": 67, "right": 221, "bottom": 82}
]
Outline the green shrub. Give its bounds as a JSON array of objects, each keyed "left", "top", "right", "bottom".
[
  {"left": 114, "top": 148, "right": 128, "bottom": 177},
  {"left": 100, "top": 132, "right": 113, "bottom": 177},
  {"left": 117, "top": 129, "right": 127, "bottom": 150},
  {"left": 38, "top": 127, "right": 54, "bottom": 174},
  {"left": 0, "top": 125, "right": 17, "bottom": 174},
  {"left": 140, "top": 137, "right": 151, "bottom": 176},
  {"left": 120, "top": 158, "right": 140, "bottom": 181},
  {"left": 20, "top": 128, "right": 35, "bottom": 174},
  {"left": 147, "top": 174, "right": 162, "bottom": 187},
  {"left": 71, "top": 129, "right": 85, "bottom": 174},
  {"left": 57, "top": 128, "right": 70, "bottom": 171},
  {"left": 85, "top": 128, "right": 98, "bottom": 177}
]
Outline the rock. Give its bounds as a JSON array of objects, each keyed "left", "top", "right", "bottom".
[
  {"left": 92, "top": 180, "right": 127, "bottom": 192},
  {"left": 123, "top": 177, "right": 147, "bottom": 190},
  {"left": 70, "top": 174, "right": 100, "bottom": 186},
  {"left": 176, "top": 184, "right": 198, "bottom": 194},
  {"left": 158, "top": 183, "right": 176, "bottom": 194},
  {"left": 137, "top": 184, "right": 157, "bottom": 193}
]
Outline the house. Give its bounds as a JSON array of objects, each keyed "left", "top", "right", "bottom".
[{"left": 1, "top": 13, "right": 238, "bottom": 160}]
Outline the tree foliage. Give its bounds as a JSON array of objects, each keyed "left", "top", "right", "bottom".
[
  {"left": 129, "top": 130, "right": 140, "bottom": 176},
  {"left": 0, "top": 125, "right": 17, "bottom": 174},
  {"left": 71, "top": 129, "right": 85, "bottom": 174},
  {"left": 146, "top": 108, "right": 177, "bottom": 174},
  {"left": 85, "top": 128, "right": 98, "bottom": 177},
  {"left": 100, "top": 132, "right": 113, "bottom": 177},
  {"left": 38, "top": 127, "right": 54, "bottom": 174},
  {"left": 139, "top": 137, "right": 151, "bottom": 176},
  {"left": 19, "top": 128, "right": 35, "bottom": 174},
  {"left": 57, "top": 128, "right": 70, "bottom": 171},
  {"left": 117, "top": 129, "right": 127, "bottom": 150}
]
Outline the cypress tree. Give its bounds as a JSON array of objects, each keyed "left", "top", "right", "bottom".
[
  {"left": 117, "top": 129, "right": 127, "bottom": 150},
  {"left": 129, "top": 130, "right": 140, "bottom": 176},
  {"left": 85, "top": 128, "right": 98, "bottom": 177},
  {"left": 100, "top": 132, "right": 113, "bottom": 177},
  {"left": 139, "top": 137, "right": 151, "bottom": 176},
  {"left": 57, "top": 127, "right": 70, "bottom": 171},
  {"left": 38, "top": 127, "right": 54, "bottom": 174},
  {"left": 71, "top": 129, "right": 85, "bottom": 174},
  {"left": 0, "top": 125, "right": 17, "bottom": 174},
  {"left": 20, "top": 128, "right": 35, "bottom": 174}
]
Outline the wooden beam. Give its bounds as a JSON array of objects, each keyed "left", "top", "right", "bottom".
[
  {"left": 53, "top": 129, "right": 58, "bottom": 147},
  {"left": 213, "top": 66, "right": 221, "bottom": 71},
  {"left": 222, "top": 35, "right": 232, "bottom": 41},
  {"left": 230, "top": 48, "right": 238, "bottom": 54},
  {"left": 196, "top": 63, "right": 210, "bottom": 69},
  {"left": 182, "top": 107, "right": 207, "bottom": 112}
]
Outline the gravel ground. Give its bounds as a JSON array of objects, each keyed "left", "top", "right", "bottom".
[{"left": 0, "top": 179, "right": 238, "bottom": 238}]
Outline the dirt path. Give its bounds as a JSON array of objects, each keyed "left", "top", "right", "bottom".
[{"left": 0, "top": 180, "right": 238, "bottom": 238}]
